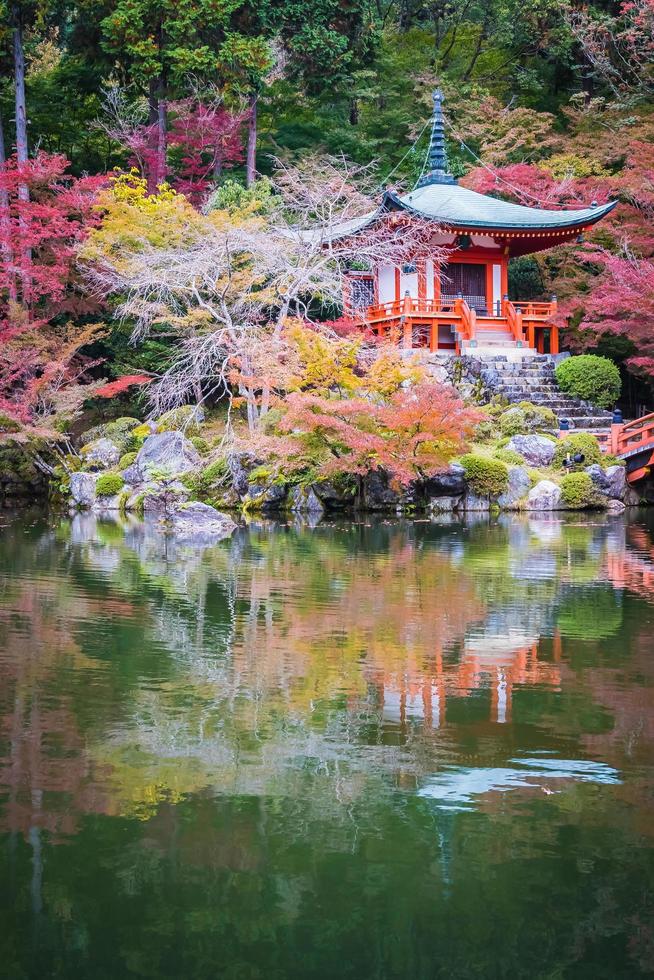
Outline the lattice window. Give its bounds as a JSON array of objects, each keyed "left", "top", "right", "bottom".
[{"left": 348, "top": 276, "right": 375, "bottom": 310}]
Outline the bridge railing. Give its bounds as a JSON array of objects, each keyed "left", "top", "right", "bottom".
[{"left": 613, "top": 412, "right": 654, "bottom": 457}]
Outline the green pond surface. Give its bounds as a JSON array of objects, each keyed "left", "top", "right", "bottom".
[{"left": 1, "top": 509, "right": 653, "bottom": 979}]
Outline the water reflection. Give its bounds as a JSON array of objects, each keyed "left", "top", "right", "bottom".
[{"left": 1, "top": 511, "right": 654, "bottom": 978}]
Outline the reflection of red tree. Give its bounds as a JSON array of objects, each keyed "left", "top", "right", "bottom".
[{"left": 0, "top": 587, "right": 133, "bottom": 839}]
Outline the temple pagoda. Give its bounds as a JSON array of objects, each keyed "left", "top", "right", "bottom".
[{"left": 338, "top": 90, "right": 616, "bottom": 355}]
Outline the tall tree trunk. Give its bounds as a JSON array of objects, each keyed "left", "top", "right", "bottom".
[
  {"left": 349, "top": 97, "right": 359, "bottom": 126},
  {"left": 246, "top": 92, "right": 257, "bottom": 188},
  {"left": 0, "top": 106, "right": 17, "bottom": 303},
  {"left": 12, "top": 6, "right": 30, "bottom": 307},
  {"left": 13, "top": 10, "right": 28, "bottom": 167},
  {"left": 156, "top": 79, "right": 167, "bottom": 188}
]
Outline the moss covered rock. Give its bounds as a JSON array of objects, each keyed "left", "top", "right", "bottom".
[
  {"left": 459, "top": 454, "right": 509, "bottom": 497},
  {"left": 553, "top": 433, "right": 603, "bottom": 470},
  {"left": 560, "top": 472, "right": 598, "bottom": 509}
]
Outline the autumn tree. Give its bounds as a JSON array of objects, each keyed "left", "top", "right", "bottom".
[
  {"left": 0, "top": 151, "right": 104, "bottom": 419},
  {"left": 83, "top": 158, "right": 445, "bottom": 428}
]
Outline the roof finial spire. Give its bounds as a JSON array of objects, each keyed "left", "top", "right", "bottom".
[{"left": 416, "top": 88, "right": 457, "bottom": 188}]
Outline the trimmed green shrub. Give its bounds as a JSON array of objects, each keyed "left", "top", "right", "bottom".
[
  {"left": 553, "top": 432, "right": 603, "bottom": 470},
  {"left": 95, "top": 473, "right": 125, "bottom": 497},
  {"left": 118, "top": 451, "right": 138, "bottom": 470},
  {"left": 459, "top": 454, "right": 509, "bottom": 496},
  {"left": 560, "top": 472, "right": 596, "bottom": 508},
  {"left": 190, "top": 436, "right": 210, "bottom": 454},
  {"left": 494, "top": 448, "right": 525, "bottom": 466},
  {"left": 555, "top": 354, "right": 621, "bottom": 409}
]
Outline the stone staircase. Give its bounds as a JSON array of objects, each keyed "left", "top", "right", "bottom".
[{"left": 473, "top": 354, "right": 613, "bottom": 432}]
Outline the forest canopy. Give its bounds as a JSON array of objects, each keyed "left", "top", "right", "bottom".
[{"left": 1, "top": 0, "right": 653, "bottom": 426}]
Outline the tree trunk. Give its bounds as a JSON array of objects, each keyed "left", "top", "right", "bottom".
[
  {"left": 246, "top": 92, "right": 257, "bottom": 188},
  {"left": 349, "top": 98, "right": 359, "bottom": 126},
  {"left": 13, "top": 10, "right": 28, "bottom": 166},
  {"left": 156, "top": 82, "right": 167, "bottom": 189},
  {"left": 12, "top": 6, "right": 30, "bottom": 306},
  {"left": 0, "top": 106, "right": 17, "bottom": 303}
]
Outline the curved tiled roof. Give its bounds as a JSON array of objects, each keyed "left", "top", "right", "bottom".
[{"left": 386, "top": 184, "right": 617, "bottom": 230}]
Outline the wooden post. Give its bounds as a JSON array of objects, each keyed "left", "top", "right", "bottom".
[
  {"left": 610, "top": 409, "right": 623, "bottom": 455},
  {"left": 549, "top": 295, "right": 559, "bottom": 354},
  {"left": 430, "top": 321, "right": 437, "bottom": 352}
]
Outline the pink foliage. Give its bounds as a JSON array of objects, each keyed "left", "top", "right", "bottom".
[
  {"left": 0, "top": 152, "right": 105, "bottom": 418},
  {"left": 168, "top": 100, "right": 245, "bottom": 205},
  {"left": 265, "top": 383, "right": 481, "bottom": 485},
  {"left": 116, "top": 100, "right": 246, "bottom": 206},
  {"left": 93, "top": 375, "right": 152, "bottom": 398}
]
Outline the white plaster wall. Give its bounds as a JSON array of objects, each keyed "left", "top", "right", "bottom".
[
  {"left": 400, "top": 268, "right": 419, "bottom": 298},
  {"left": 492, "top": 263, "right": 502, "bottom": 312},
  {"left": 425, "top": 259, "right": 435, "bottom": 300},
  {"left": 378, "top": 264, "right": 396, "bottom": 303}
]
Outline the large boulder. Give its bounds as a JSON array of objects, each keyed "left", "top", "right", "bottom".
[
  {"left": 429, "top": 495, "right": 462, "bottom": 513},
  {"left": 142, "top": 482, "right": 190, "bottom": 516},
  {"left": 226, "top": 450, "right": 260, "bottom": 497},
  {"left": 507, "top": 434, "right": 556, "bottom": 467},
  {"left": 423, "top": 465, "right": 466, "bottom": 498},
  {"left": 121, "top": 463, "right": 143, "bottom": 486},
  {"left": 497, "top": 466, "right": 531, "bottom": 510},
  {"left": 155, "top": 405, "right": 205, "bottom": 435},
  {"left": 80, "top": 417, "right": 140, "bottom": 452},
  {"left": 244, "top": 480, "right": 288, "bottom": 512},
  {"left": 81, "top": 437, "right": 120, "bottom": 470},
  {"left": 289, "top": 485, "right": 325, "bottom": 517},
  {"left": 363, "top": 470, "right": 418, "bottom": 511},
  {"left": 135, "top": 431, "right": 201, "bottom": 479},
  {"left": 462, "top": 491, "right": 491, "bottom": 511},
  {"left": 526, "top": 479, "right": 562, "bottom": 511},
  {"left": 70, "top": 471, "right": 100, "bottom": 507},
  {"left": 168, "top": 502, "right": 236, "bottom": 544},
  {"left": 586, "top": 463, "right": 627, "bottom": 501},
  {"left": 312, "top": 479, "right": 358, "bottom": 509}
]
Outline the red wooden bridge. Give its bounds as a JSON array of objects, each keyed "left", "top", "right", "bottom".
[{"left": 609, "top": 413, "right": 654, "bottom": 484}]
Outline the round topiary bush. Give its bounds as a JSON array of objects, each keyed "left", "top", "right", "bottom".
[
  {"left": 560, "top": 472, "right": 596, "bottom": 509},
  {"left": 190, "top": 436, "right": 210, "bottom": 454},
  {"left": 95, "top": 473, "right": 125, "bottom": 497},
  {"left": 459, "top": 454, "right": 509, "bottom": 496},
  {"left": 553, "top": 432, "right": 603, "bottom": 470},
  {"left": 555, "top": 355, "right": 621, "bottom": 409}
]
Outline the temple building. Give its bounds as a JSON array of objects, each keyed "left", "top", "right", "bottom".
[{"left": 337, "top": 91, "right": 616, "bottom": 356}]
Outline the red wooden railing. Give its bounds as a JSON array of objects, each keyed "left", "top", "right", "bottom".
[
  {"left": 612, "top": 412, "right": 654, "bottom": 457},
  {"left": 359, "top": 296, "right": 558, "bottom": 352},
  {"left": 454, "top": 297, "right": 476, "bottom": 343},
  {"left": 504, "top": 299, "right": 525, "bottom": 344}
]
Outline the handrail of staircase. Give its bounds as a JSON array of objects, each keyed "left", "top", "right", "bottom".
[
  {"left": 454, "top": 296, "right": 476, "bottom": 342},
  {"left": 503, "top": 298, "right": 525, "bottom": 344}
]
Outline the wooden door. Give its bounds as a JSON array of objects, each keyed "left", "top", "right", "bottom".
[{"left": 442, "top": 262, "right": 487, "bottom": 313}]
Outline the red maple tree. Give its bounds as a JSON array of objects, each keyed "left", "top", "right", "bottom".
[
  {"left": 258, "top": 383, "right": 480, "bottom": 486},
  {"left": 0, "top": 152, "right": 105, "bottom": 419}
]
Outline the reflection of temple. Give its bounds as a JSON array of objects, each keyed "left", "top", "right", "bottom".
[{"left": 373, "top": 632, "right": 562, "bottom": 727}]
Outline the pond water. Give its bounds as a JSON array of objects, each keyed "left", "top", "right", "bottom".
[{"left": 1, "top": 509, "right": 653, "bottom": 979}]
